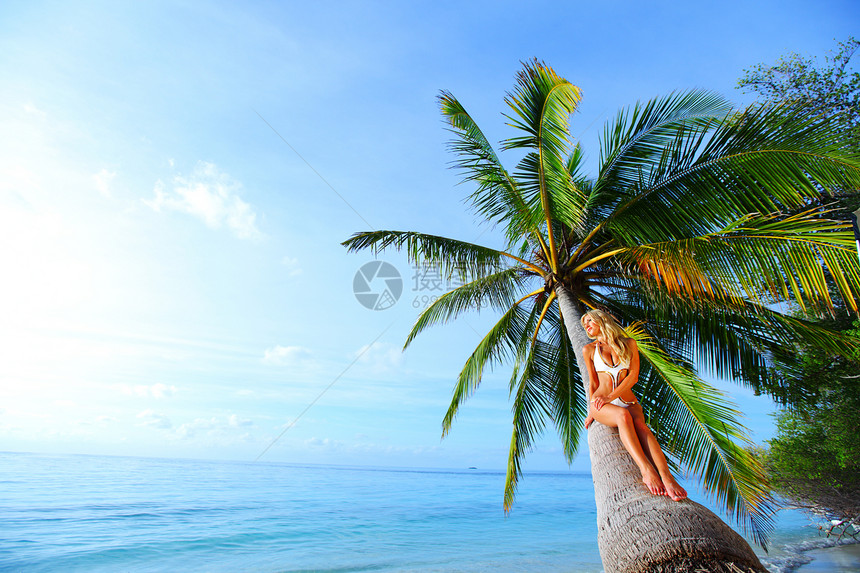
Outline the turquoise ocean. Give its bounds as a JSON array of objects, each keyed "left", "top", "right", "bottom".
[{"left": 0, "top": 452, "right": 855, "bottom": 572}]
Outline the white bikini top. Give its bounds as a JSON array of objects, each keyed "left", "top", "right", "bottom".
[{"left": 593, "top": 341, "right": 630, "bottom": 387}]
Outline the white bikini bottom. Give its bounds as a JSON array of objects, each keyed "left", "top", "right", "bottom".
[{"left": 610, "top": 397, "right": 637, "bottom": 408}]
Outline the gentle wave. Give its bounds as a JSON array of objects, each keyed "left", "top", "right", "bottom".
[
  {"left": 761, "top": 537, "right": 860, "bottom": 573},
  {"left": 0, "top": 452, "right": 853, "bottom": 572}
]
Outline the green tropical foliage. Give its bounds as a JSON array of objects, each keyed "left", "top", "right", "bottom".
[
  {"left": 760, "top": 317, "right": 860, "bottom": 532},
  {"left": 738, "top": 41, "right": 860, "bottom": 536},
  {"left": 343, "top": 59, "right": 860, "bottom": 545},
  {"left": 738, "top": 37, "right": 860, "bottom": 405},
  {"left": 738, "top": 36, "right": 859, "bottom": 144}
]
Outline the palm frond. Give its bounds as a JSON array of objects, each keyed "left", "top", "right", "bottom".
[
  {"left": 614, "top": 208, "right": 860, "bottom": 316},
  {"left": 607, "top": 103, "right": 860, "bottom": 244},
  {"left": 708, "top": 211, "right": 860, "bottom": 313},
  {"left": 543, "top": 305, "right": 587, "bottom": 462},
  {"left": 500, "top": 59, "right": 584, "bottom": 266},
  {"left": 503, "top": 338, "right": 556, "bottom": 511},
  {"left": 503, "top": 302, "right": 588, "bottom": 508},
  {"left": 591, "top": 90, "right": 733, "bottom": 219},
  {"left": 512, "top": 152, "right": 588, "bottom": 234},
  {"left": 342, "top": 230, "right": 536, "bottom": 280},
  {"left": 439, "top": 91, "right": 546, "bottom": 246},
  {"left": 405, "top": 268, "right": 532, "bottom": 349},
  {"left": 597, "top": 276, "right": 860, "bottom": 393},
  {"left": 441, "top": 298, "right": 540, "bottom": 436}
]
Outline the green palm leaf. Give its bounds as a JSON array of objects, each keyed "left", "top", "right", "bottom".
[
  {"left": 439, "top": 91, "right": 543, "bottom": 245},
  {"left": 595, "top": 90, "right": 732, "bottom": 201},
  {"left": 441, "top": 296, "right": 539, "bottom": 436},
  {"left": 540, "top": 305, "right": 587, "bottom": 462},
  {"left": 607, "top": 104, "right": 860, "bottom": 245},
  {"left": 404, "top": 268, "right": 533, "bottom": 349},
  {"left": 620, "top": 210, "right": 860, "bottom": 313},
  {"left": 504, "top": 337, "right": 556, "bottom": 511},
  {"left": 342, "top": 230, "right": 525, "bottom": 280},
  {"left": 503, "top": 301, "right": 588, "bottom": 508},
  {"left": 501, "top": 59, "right": 584, "bottom": 267}
]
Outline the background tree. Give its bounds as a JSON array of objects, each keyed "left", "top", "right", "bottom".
[
  {"left": 345, "top": 60, "right": 860, "bottom": 572},
  {"left": 739, "top": 37, "right": 860, "bottom": 538},
  {"left": 764, "top": 340, "right": 860, "bottom": 539},
  {"left": 738, "top": 36, "right": 859, "bottom": 143}
]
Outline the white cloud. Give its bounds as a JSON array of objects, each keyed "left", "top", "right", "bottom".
[
  {"left": 118, "top": 383, "right": 177, "bottom": 399},
  {"left": 145, "top": 161, "right": 262, "bottom": 240},
  {"left": 354, "top": 341, "right": 403, "bottom": 372},
  {"left": 137, "top": 409, "right": 172, "bottom": 429},
  {"left": 306, "top": 436, "right": 345, "bottom": 450},
  {"left": 22, "top": 103, "right": 46, "bottom": 120},
  {"left": 0, "top": 165, "right": 40, "bottom": 195},
  {"left": 92, "top": 169, "right": 116, "bottom": 198},
  {"left": 228, "top": 414, "right": 253, "bottom": 428},
  {"left": 148, "top": 383, "right": 177, "bottom": 399},
  {"left": 263, "top": 345, "right": 311, "bottom": 365},
  {"left": 176, "top": 417, "right": 218, "bottom": 438},
  {"left": 281, "top": 256, "right": 303, "bottom": 276},
  {"left": 176, "top": 414, "right": 252, "bottom": 438}
]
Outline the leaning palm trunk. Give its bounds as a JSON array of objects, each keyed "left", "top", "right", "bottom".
[{"left": 556, "top": 286, "right": 766, "bottom": 573}]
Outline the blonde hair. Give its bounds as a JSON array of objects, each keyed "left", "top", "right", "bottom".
[{"left": 581, "top": 309, "right": 631, "bottom": 364}]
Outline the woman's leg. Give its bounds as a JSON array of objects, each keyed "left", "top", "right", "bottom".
[
  {"left": 591, "top": 403, "right": 665, "bottom": 496},
  {"left": 629, "top": 406, "right": 687, "bottom": 501}
]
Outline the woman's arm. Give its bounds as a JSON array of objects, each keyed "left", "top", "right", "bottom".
[
  {"left": 602, "top": 338, "right": 640, "bottom": 402},
  {"left": 582, "top": 343, "right": 600, "bottom": 430},
  {"left": 583, "top": 343, "right": 600, "bottom": 427},
  {"left": 583, "top": 343, "right": 600, "bottom": 398}
]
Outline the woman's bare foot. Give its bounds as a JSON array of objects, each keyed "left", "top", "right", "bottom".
[
  {"left": 662, "top": 476, "right": 687, "bottom": 501},
  {"left": 642, "top": 468, "right": 665, "bottom": 496}
]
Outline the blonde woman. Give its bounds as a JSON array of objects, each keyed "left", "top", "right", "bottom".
[{"left": 581, "top": 310, "right": 687, "bottom": 502}]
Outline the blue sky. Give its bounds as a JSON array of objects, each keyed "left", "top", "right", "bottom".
[{"left": 0, "top": 0, "right": 857, "bottom": 473}]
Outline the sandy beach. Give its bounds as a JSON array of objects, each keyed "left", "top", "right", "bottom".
[{"left": 796, "top": 543, "right": 860, "bottom": 572}]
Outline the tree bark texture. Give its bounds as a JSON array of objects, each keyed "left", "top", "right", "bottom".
[{"left": 554, "top": 285, "right": 766, "bottom": 573}]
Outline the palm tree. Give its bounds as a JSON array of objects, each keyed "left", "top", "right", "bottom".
[{"left": 343, "top": 60, "right": 860, "bottom": 572}]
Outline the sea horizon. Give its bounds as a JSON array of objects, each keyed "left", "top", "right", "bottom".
[
  {"left": 1, "top": 451, "right": 858, "bottom": 572},
  {"left": 1, "top": 447, "right": 596, "bottom": 473}
]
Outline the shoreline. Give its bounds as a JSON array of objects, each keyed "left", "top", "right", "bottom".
[
  {"left": 794, "top": 542, "right": 860, "bottom": 572},
  {"left": 761, "top": 537, "right": 860, "bottom": 573}
]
